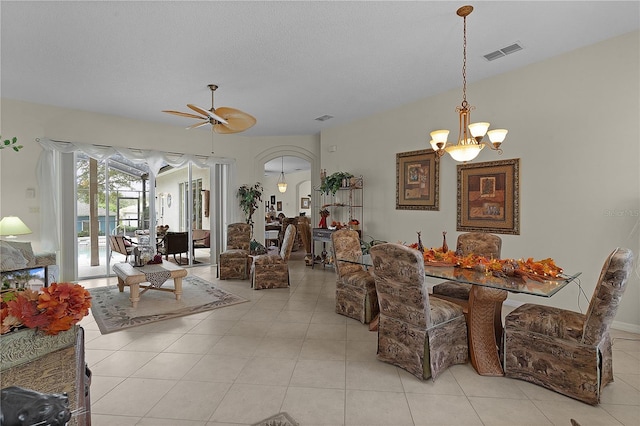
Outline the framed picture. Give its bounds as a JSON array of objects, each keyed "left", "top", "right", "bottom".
[
  {"left": 301, "top": 197, "right": 310, "bottom": 209},
  {"left": 457, "top": 158, "right": 520, "bottom": 235},
  {"left": 276, "top": 201, "right": 283, "bottom": 211},
  {"left": 396, "top": 149, "right": 439, "bottom": 210},
  {"left": 270, "top": 195, "right": 276, "bottom": 204}
]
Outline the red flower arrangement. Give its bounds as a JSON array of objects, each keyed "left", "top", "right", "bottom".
[{"left": 0, "top": 283, "right": 92, "bottom": 335}]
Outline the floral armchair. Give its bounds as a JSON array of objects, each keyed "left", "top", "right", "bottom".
[
  {"left": 251, "top": 224, "right": 296, "bottom": 289},
  {"left": 218, "top": 223, "right": 251, "bottom": 280}
]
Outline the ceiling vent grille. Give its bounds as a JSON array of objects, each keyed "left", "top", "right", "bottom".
[
  {"left": 315, "top": 114, "right": 334, "bottom": 122},
  {"left": 483, "top": 42, "right": 523, "bottom": 61}
]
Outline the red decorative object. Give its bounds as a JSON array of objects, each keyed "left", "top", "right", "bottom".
[
  {"left": 1, "top": 283, "right": 92, "bottom": 335},
  {"left": 319, "top": 208, "right": 330, "bottom": 228}
]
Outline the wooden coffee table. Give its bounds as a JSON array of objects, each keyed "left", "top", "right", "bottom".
[{"left": 112, "top": 261, "right": 187, "bottom": 308}]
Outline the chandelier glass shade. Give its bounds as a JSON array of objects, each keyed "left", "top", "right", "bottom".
[
  {"left": 430, "top": 5, "right": 507, "bottom": 162},
  {"left": 277, "top": 156, "right": 287, "bottom": 193}
]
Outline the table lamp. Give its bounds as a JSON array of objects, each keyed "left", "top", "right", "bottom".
[{"left": 0, "top": 216, "right": 32, "bottom": 239}]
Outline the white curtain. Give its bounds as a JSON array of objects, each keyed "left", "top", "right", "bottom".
[{"left": 36, "top": 138, "right": 237, "bottom": 253}]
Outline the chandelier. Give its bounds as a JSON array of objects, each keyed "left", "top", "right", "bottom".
[
  {"left": 277, "top": 156, "right": 287, "bottom": 193},
  {"left": 430, "top": 5, "right": 508, "bottom": 163}
]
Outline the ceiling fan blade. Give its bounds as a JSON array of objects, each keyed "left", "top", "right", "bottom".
[
  {"left": 186, "top": 120, "right": 211, "bottom": 130},
  {"left": 215, "top": 107, "right": 257, "bottom": 131},
  {"left": 213, "top": 123, "right": 242, "bottom": 134},
  {"left": 187, "top": 104, "right": 229, "bottom": 125},
  {"left": 162, "top": 110, "right": 206, "bottom": 120}
]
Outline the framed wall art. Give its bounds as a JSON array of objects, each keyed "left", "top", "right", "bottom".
[
  {"left": 276, "top": 201, "right": 283, "bottom": 211},
  {"left": 301, "top": 197, "right": 310, "bottom": 209},
  {"left": 457, "top": 158, "right": 520, "bottom": 235},
  {"left": 396, "top": 149, "right": 439, "bottom": 210}
]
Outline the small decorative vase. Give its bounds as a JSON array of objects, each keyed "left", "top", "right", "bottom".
[{"left": 442, "top": 231, "right": 448, "bottom": 252}]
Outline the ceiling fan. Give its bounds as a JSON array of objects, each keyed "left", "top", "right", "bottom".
[{"left": 162, "top": 84, "right": 256, "bottom": 134}]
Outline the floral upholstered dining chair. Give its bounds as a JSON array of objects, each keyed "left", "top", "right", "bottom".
[
  {"left": 369, "top": 243, "right": 469, "bottom": 380},
  {"left": 503, "top": 247, "right": 634, "bottom": 404},
  {"left": 331, "top": 229, "right": 378, "bottom": 324}
]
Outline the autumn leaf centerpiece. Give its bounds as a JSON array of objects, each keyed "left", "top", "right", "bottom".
[{"left": 1, "top": 282, "right": 92, "bottom": 335}]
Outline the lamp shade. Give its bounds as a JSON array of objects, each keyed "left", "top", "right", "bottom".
[
  {"left": 0, "top": 216, "right": 32, "bottom": 238},
  {"left": 445, "top": 143, "right": 484, "bottom": 163},
  {"left": 278, "top": 181, "right": 287, "bottom": 193}
]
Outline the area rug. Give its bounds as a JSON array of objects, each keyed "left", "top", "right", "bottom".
[
  {"left": 252, "top": 412, "right": 299, "bottom": 426},
  {"left": 89, "top": 275, "right": 248, "bottom": 334}
]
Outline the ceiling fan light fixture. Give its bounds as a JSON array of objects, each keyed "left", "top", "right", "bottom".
[{"left": 162, "top": 84, "right": 256, "bottom": 134}]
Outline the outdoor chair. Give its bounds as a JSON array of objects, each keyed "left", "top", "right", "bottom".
[
  {"left": 369, "top": 243, "right": 469, "bottom": 380},
  {"left": 157, "top": 231, "right": 189, "bottom": 264},
  {"left": 218, "top": 223, "right": 251, "bottom": 280},
  {"left": 251, "top": 223, "right": 296, "bottom": 289},
  {"left": 109, "top": 235, "right": 136, "bottom": 262},
  {"left": 331, "top": 229, "right": 378, "bottom": 324},
  {"left": 431, "top": 232, "right": 503, "bottom": 342},
  {"left": 503, "top": 247, "right": 634, "bottom": 405}
]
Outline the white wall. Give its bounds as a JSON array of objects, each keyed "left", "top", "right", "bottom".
[{"left": 319, "top": 31, "right": 640, "bottom": 330}]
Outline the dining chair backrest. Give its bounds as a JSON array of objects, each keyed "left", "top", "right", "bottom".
[
  {"left": 279, "top": 223, "right": 297, "bottom": 262},
  {"left": 331, "top": 229, "right": 364, "bottom": 278},
  {"left": 456, "top": 232, "right": 502, "bottom": 258},
  {"left": 226, "top": 223, "right": 251, "bottom": 251},
  {"left": 582, "top": 247, "right": 634, "bottom": 345},
  {"left": 370, "top": 243, "right": 430, "bottom": 329},
  {"left": 163, "top": 232, "right": 189, "bottom": 254}
]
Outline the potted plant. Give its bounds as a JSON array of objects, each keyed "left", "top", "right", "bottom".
[
  {"left": 319, "top": 171, "right": 353, "bottom": 195},
  {"left": 237, "top": 182, "right": 263, "bottom": 224}
]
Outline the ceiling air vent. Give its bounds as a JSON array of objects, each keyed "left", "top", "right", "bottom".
[
  {"left": 484, "top": 42, "right": 523, "bottom": 61},
  {"left": 315, "top": 114, "right": 333, "bottom": 122}
]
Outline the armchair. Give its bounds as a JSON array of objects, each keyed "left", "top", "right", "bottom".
[
  {"left": 157, "top": 231, "right": 189, "bottom": 264},
  {"left": 251, "top": 223, "right": 296, "bottom": 289},
  {"left": 369, "top": 243, "right": 468, "bottom": 380},
  {"left": 503, "top": 247, "right": 634, "bottom": 404},
  {"left": 109, "top": 235, "right": 137, "bottom": 262},
  {"left": 218, "top": 223, "right": 251, "bottom": 280},
  {"left": 331, "top": 229, "right": 378, "bottom": 324}
]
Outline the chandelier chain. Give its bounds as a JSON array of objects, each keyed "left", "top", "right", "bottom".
[{"left": 461, "top": 14, "right": 468, "bottom": 107}]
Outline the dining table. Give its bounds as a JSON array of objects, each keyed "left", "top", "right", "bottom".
[{"left": 340, "top": 253, "right": 581, "bottom": 376}]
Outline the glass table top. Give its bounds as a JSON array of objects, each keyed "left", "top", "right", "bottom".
[{"left": 340, "top": 254, "right": 581, "bottom": 298}]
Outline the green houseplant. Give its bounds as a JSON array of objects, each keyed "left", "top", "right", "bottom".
[
  {"left": 0, "top": 136, "right": 23, "bottom": 152},
  {"left": 237, "top": 182, "right": 263, "bottom": 224},
  {"left": 319, "top": 171, "right": 353, "bottom": 195}
]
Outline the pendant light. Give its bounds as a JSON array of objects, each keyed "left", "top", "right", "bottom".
[
  {"left": 429, "top": 5, "right": 508, "bottom": 162},
  {"left": 277, "top": 156, "right": 287, "bottom": 193}
]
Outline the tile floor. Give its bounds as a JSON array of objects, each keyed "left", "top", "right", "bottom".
[{"left": 79, "top": 255, "right": 640, "bottom": 426}]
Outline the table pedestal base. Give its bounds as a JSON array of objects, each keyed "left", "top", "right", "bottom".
[{"left": 468, "top": 285, "right": 507, "bottom": 376}]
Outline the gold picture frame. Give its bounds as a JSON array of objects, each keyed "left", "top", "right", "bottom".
[
  {"left": 396, "top": 149, "right": 439, "bottom": 210},
  {"left": 301, "top": 197, "right": 310, "bottom": 209},
  {"left": 457, "top": 158, "right": 520, "bottom": 235}
]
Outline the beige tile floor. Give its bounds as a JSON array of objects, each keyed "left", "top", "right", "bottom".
[{"left": 79, "top": 255, "right": 640, "bottom": 426}]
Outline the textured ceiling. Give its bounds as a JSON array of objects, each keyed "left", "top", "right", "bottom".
[{"left": 2, "top": 1, "right": 639, "bottom": 142}]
